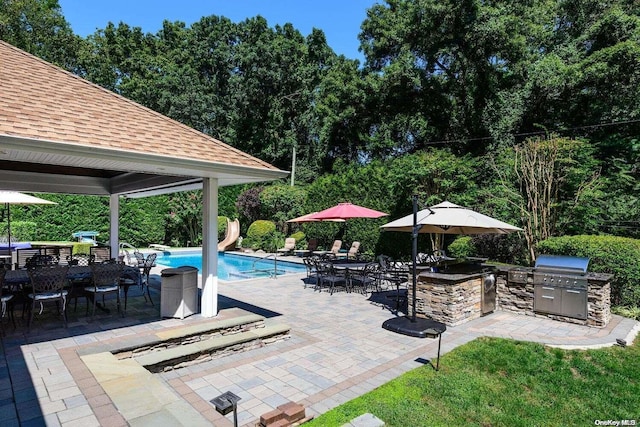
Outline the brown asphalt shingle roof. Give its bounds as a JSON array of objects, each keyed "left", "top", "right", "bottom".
[{"left": 0, "top": 40, "right": 278, "bottom": 171}]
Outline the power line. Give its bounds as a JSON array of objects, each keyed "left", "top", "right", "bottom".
[{"left": 423, "top": 118, "right": 640, "bottom": 146}]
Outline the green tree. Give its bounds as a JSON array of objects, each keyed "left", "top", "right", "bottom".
[
  {"left": 0, "top": 0, "right": 82, "bottom": 69},
  {"left": 166, "top": 191, "right": 202, "bottom": 246},
  {"left": 259, "top": 184, "right": 308, "bottom": 232},
  {"left": 495, "top": 136, "right": 602, "bottom": 261}
]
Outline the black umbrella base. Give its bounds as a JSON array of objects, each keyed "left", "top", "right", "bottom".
[
  {"left": 383, "top": 316, "right": 447, "bottom": 370},
  {"left": 382, "top": 316, "right": 446, "bottom": 338}
]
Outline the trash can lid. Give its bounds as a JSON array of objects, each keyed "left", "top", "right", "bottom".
[{"left": 161, "top": 266, "right": 199, "bottom": 276}]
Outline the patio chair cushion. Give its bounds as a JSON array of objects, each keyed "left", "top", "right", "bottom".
[{"left": 277, "top": 238, "right": 296, "bottom": 254}]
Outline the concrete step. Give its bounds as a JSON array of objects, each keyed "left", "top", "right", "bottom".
[{"left": 135, "top": 323, "right": 291, "bottom": 372}]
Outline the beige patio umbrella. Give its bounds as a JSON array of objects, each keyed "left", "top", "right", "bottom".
[
  {"left": 0, "top": 191, "right": 56, "bottom": 248},
  {"left": 381, "top": 201, "right": 522, "bottom": 235}
]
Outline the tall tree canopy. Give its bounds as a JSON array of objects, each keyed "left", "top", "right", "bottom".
[
  {"left": 360, "top": 0, "right": 640, "bottom": 157},
  {"left": 0, "top": 0, "right": 81, "bottom": 68},
  {"left": 2, "top": 0, "right": 639, "bottom": 248}
]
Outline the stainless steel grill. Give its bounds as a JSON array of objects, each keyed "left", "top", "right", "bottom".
[{"left": 533, "top": 255, "right": 589, "bottom": 320}]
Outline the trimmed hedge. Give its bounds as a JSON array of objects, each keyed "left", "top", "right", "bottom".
[
  {"left": 537, "top": 235, "right": 640, "bottom": 307},
  {"left": 447, "top": 236, "right": 475, "bottom": 258},
  {"left": 72, "top": 243, "right": 93, "bottom": 255},
  {"left": 244, "top": 220, "right": 278, "bottom": 251}
]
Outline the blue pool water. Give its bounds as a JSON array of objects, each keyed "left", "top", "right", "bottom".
[{"left": 156, "top": 251, "right": 306, "bottom": 280}]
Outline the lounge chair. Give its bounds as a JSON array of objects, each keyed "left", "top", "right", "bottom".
[
  {"left": 313, "top": 240, "right": 342, "bottom": 256},
  {"left": 294, "top": 238, "right": 318, "bottom": 257},
  {"left": 346, "top": 241, "right": 361, "bottom": 259},
  {"left": 277, "top": 238, "right": 296, "bottom": 255},
  {"left": 149, "top": 244, "right": 170, "bottom": 251}
]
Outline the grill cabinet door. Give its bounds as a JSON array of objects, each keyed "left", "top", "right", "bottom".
[
  {"left": 534, "top": 285, "right": 561, "bottom": 314},
  {"left": 561, "top": 288, "right": 588, "bottom": 320}
]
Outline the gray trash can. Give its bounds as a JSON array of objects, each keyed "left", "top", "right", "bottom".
[{"left": 160, "top": 266, "right": 198, "bottom": 319}]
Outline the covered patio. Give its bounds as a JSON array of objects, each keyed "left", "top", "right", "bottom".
[{"left": 0, "top": 40, "right": 287, "bottom": 317}]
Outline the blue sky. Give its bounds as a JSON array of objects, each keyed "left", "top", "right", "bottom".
[{"left": 58, "top": 0, "right": 380, "bottom": 62}]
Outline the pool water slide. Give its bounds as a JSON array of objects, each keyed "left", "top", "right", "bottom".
[{"left": 218, "top": 219, "right": 240, "bottom": 252}]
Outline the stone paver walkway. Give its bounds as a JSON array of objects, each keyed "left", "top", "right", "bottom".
[{"left": 0, "top": 268, "right": 638, "bottom": 426}]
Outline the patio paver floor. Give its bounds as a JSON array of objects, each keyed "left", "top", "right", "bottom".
[{"left": 0, "top": 265, "right": 638, "bottom": 426}]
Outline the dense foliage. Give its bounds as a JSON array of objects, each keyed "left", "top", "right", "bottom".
[
  {"left": 2, "top": 1, "right": 639, "bottom": 300},
  {"left": 447, "top": 236, "right": 475, "bottom": 259},
  {"left": 537, "top": 235, "right": 640, "bottom": 307}
]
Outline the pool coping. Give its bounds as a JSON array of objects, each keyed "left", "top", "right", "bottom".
[{"left": 151, "top": 249, "right": 307, "bottom": 282}]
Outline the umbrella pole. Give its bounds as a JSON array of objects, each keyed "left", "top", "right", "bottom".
[
  {"left": 411, "top": 195, "right": 419, "bottom": 323},
  {"left": 5, "top": 203, "right": 10, "bottom": 248}
]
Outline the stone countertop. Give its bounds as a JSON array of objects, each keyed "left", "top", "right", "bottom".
[
  {"left": 494, "top": 264, "right": 613, "bottom": 282},
  {"left": 416, "top": 265, "right": 493, "bottom": 283}
]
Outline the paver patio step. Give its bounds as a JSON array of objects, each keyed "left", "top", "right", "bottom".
[
  {"left": 76, "top": 309, "right": 267, "bottom": 357},
  {"left": 135, "top": 323, "right": 291, "bottom": 372}
]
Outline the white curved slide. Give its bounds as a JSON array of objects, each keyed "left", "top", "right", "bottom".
[{"left": 218, "top": 219, "right": 240, "bottom": 252}]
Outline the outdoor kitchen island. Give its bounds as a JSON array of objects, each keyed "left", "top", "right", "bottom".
[
  {"left": 408, "top": 259, "right": 613, "bottom": 328},
  {"left": 408, "top": 264, "right": 497, "bottom": 326},
  {"left": 497, "top": 265, "right": 613, "bottom": 327}
]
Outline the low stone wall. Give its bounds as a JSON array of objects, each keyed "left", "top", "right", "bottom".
[
  {"left": 411, "top": 273, "right": 483, "bottom": 326},
  {"left": 497, "top": 274, "right": 533, "bottom": 313}
]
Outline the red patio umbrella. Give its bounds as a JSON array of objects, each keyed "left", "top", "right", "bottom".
[
  {"left": 286, "top": 212, "right": 345, "bottom": 223},
  {"left": 308, "top": 203, "right": 388, "bottom": 220},
  {"left": 308, "top": 203, "right": 388, "bottom": 248}
]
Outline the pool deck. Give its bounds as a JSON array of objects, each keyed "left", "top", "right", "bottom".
[{"left": 0, "top": 256, "right": 638, "bottom": 426}]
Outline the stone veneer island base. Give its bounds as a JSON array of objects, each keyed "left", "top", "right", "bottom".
[{"left": 407, "top": 265, "right": 612, "bottom": 328}]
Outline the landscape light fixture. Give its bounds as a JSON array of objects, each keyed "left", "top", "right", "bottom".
[{"left": 211, "top": 391, "right": 242, "bottom": 427}]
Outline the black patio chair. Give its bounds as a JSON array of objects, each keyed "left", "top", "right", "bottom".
[
  {"left": 349, "top": 262, "right": 379, "bottom": 294},
  {"left": 65, "top": 253, "right": 95, "bottom": 312},
  {"left": 86, "top": 262, "right": 124, "bottom": 319},
  {"left": 140, "top": 253, "right": 156, "bottom": 305},
  {"left": 377, "top": 261, "right": 409, "bottom": 314},
  {"left": 315, "top": 261, "right": 348, "bottom": 295},
  {"left": 27, "top": 265, "right": 70, "bottom": 331},
  {"left": 0, "top": 268, "right": 15, "bottom": 335}
]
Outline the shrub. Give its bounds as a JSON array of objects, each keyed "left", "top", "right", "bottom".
[
  {"left": 236, "top": 186, "right": 263, "bottom": 230},
  {"left": 537, "top": 235, "right": 640, "bottom": 307},
  {"left": 447, "top": 236, "right": 475, "bottom": 258},
  {"left": 473, "top": 233, "right": 529, "bottom": 265},
  {"left": 73, "top": 243, "right": 92, "bottom": 255},
  {"left": 290, "top": 231, "right": 305, "bottom": 247},
  {"left": 243, "top": 220, "right": 277, "bottom": 250},
  {"left": 611, "top": 306, "right": 640, "bottom": 321},
  {"left": 218, "top": 216, "right": 229, "bottom": 240},
  {"left": 259, "top": 184, "right": 308, "bottom": 232}
]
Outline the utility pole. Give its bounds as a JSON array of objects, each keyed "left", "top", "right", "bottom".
[{"left": 290, "top": 144, "right": 296, "bottom": 186}]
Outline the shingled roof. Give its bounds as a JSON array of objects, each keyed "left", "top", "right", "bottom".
[{"left": 0, "top": 41, "right": 287, "bottom": 196}]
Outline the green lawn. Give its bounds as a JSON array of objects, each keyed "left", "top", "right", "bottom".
[{"left": 306, "top": 336, "right": 640, "bottom": 426}]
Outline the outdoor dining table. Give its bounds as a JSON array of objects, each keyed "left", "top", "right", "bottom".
[
  {"left": 330, "top": 262, "right": 375, "bottom": 293},
  {"left": 3, "top": 264, "right": 141, "bottom": 313}
]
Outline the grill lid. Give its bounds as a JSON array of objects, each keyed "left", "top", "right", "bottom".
[{"left": 534, "top": 254, "right": 590, "bottom": 273}]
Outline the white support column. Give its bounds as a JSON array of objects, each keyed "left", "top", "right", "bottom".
[
  {"left": 109, "top": 194, "right": 119, "bottom": 260},
  {"left": 201, "top": 178, "right": 219, "bottom": 317}
]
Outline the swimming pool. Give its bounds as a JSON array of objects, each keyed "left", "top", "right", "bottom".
[{"left": 155, "top": 251, "right": 307, "bottom": 280}]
